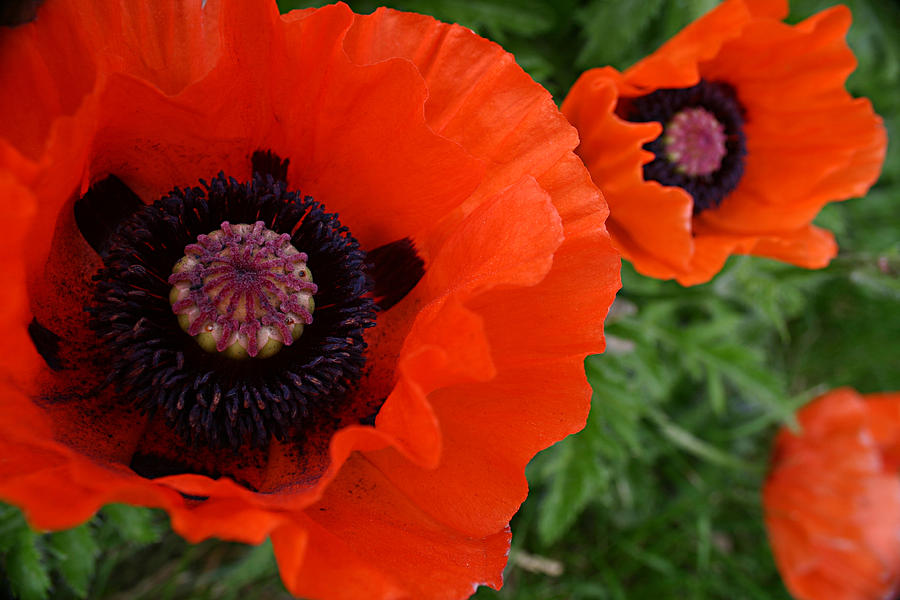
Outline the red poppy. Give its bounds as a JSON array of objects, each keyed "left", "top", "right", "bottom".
[
  {"left": 0, "top": 1, "right": 621, "bottom": 598},
  {"left": 561, "top": 0, "right": 886, "bottom": 285},
  {"left": 764, "top": 388, "right": 900, "bottom": 600}
]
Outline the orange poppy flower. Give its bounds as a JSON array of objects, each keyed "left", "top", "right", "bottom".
[
  {"left": 561, "top": 0, "right": 886, "bottom": 285},
  {"left": 764, "top": 388, "right": 900, "bottom": 600},
  {"left": 0, "top": 1, "right": 621, "bottom": 598}
]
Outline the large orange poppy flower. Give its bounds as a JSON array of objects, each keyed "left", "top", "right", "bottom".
[
  {"left": 0, "top": 1, "right": 621, "bottom": 598},
  {"left": 561, "top": 0, "right": 886, "bottom": 285},
  {"left": 764, "top": 388, "right": 900, "bottom": 600}
]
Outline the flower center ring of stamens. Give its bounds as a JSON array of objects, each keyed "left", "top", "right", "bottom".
[
  {"left": 623, "top": 79, "right": 747, "bottom": 214},
  {"left": 169, "top": 221, "right": 317, "bottom": 359},
  {"left": 87, "top": 171, "right": 377, "bottom": 449},
  {"left": 664, "top": 107, "right": 727, "bottom": 176}
]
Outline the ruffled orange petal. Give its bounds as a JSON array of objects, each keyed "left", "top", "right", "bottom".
[
  {"left": 562, "top": 70, "right": 695, "bottom": 278},
  {"left": 16, "top": 0, "right": 231, "bottom": 99},
  {"left": 271, "top": 4, "right": 485, "bottom": 250},
  {"left": 89, "top": 73, "right": 266, "bottom": 202},
  {"left": 743, "top": 225, "right": 837, "bottom": 270},
  {"left": 281, "top": 135, "right": 618, "bottom": 599},
  {"left": 765, "top": 389, "right": 900, "bottom": 600},
  {"left": 364, "top": 177, "right": 563, "bottom": 526},
  {"left": 57, "top": 0, "right": 226, "bottom": 97},
  {"left": 275, "top": 456, "right": 511, "bottom": 600},
  {"left": 272, "top": 519, "right": 402, "bottom": 600},
  {"left": 675, "top": 224, "right": 838, "bottom": 285},
  {"left": 369, "top": 359, "right": 593, "bottom": 542},
  {"left": 0, "top": 170, "right": 37, "bottom": 381},
  {"left": 345, "top": 8, "right": 581, "bottom": 207},
  {"left": 0, "top": 371, "right": 295, "bottom": 544},
  {"left": 619, "top": 0, "right": 786, "bottom": 95},
  {"left": 0, "top": 0, "right": 97, "bottom": 159},
  {"left": 0, "top": 402, "right": 175, "bottom": 532},
  {"left": 862, "top": 393, "right": 900, "bottom": 473},
  {"left": 698, "top": 6, "right": 886, "bottom": 234},
  {"left": 355, "top": 172, "right": 617, "bottom": 549}
]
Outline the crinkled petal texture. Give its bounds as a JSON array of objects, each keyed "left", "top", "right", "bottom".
[
  {"left": 764, "top": 389, "right": 900, "bottom": 600},
  {"left": 0, "top": 1, "right": 620, "bottom": 599},
  {"left": 561, "top": 0, "right": 886, "bottom": 285}
]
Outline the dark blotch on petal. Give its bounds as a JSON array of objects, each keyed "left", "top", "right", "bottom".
[
  {"left": 27, "top": 318, "right": 63, "bottom": 371},
  {"left": 130, "top": 452, "right": 259, "bottom": 492},
  {"left": 74, "top": 175, "right": 145, "bottom": 256},
  {"left": 0, "top": 0, "right": 42, "bottom": 27},
  {"left": 367, "top": 238, "right": 425, "bottom": 311},
  {"left": 358, "top": 400, "right": 386, "bottom": 426},
  {"left": 251, "top": 150, "right": 290, "bottom": 186}
]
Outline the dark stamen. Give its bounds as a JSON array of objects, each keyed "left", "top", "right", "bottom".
[
  {"left": 366, "top": 237, "right": 426, "bottom": 311},
  {"left": 74, "top": 175, "right": 145, "bottom": 255},
  {"left": 251, "top": 150, "right": 290, "bottom": 185}
]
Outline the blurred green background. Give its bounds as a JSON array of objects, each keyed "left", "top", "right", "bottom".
[{"left": 2, "top": 0, "right": 898, "bottom": 598}]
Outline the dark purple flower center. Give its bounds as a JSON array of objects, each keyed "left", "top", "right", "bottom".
[
  {"left": 26, "top": 150, "right": 429, "bottom": 487},
  {"left": 622, "top": 79, "right": 747, "bottom": 214},
  {"left": 87, "top": 173, "right": 376, "bottom": 449}
]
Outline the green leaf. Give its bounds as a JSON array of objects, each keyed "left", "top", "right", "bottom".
[
  {"left": 208, "top": 541, "right": 281, "bottom": 600},
  {"left": 0, "top": 505, "right": 29, "bottom": 552},
  {"left": 279, "top": 0, "right": 557, "bottom": 41},
  {"left": 575, "top": 0, "right": 666, "bottom": 70},
  {"left": 99, "top": 505, "right": 162, "bottom": 544},
  {"left": 647, "top": 409, "right": 755, "bottom": 471},
  {"left": 850, "top": 264, "right": 900, "bottom": 301},
  {"left": 6, "top": 531, "right": 51, "bottom": 600},
  {"left": 399, "top": 0, "right": 557, "bottom": 40},
  {"left": 49, "top": 525, "right": 99, "bottom": 598},
  {"left": 618, "top": 539, "right": 676, "bottom": 576},
  {"left": 705, "top": 370, "right": 726, "bottom": 415},
  {"left": 536, "top": 418, "right": 609, "bottom": 545}
]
